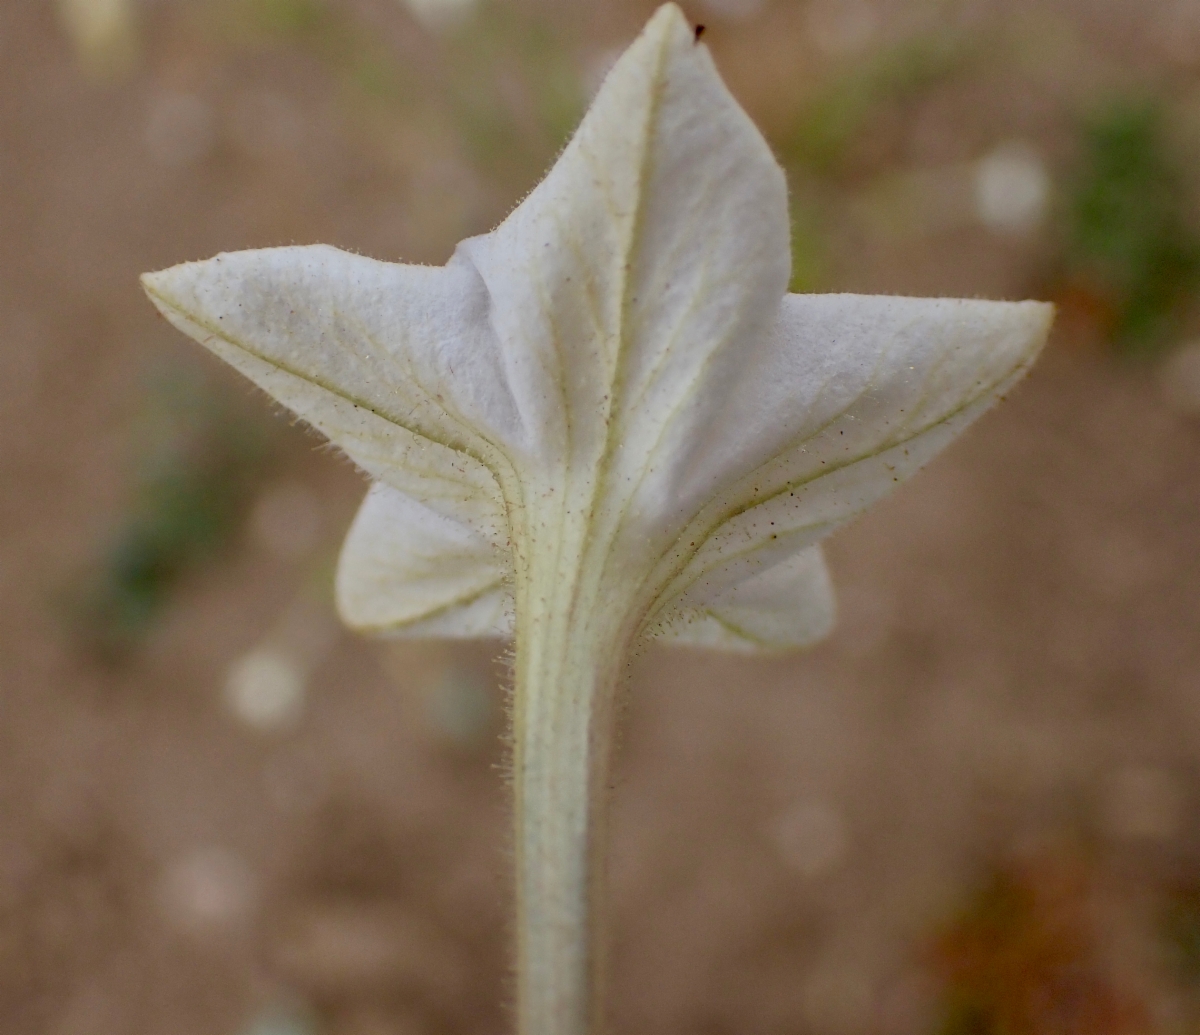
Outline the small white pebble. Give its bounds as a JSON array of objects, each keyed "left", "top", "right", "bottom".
[
  {"left": 160, "top": 847, "right": 256, "bottom": 933},
  {"left": 1158, "top": 341, "right": 1200, "bottom": 414},
  {"left": 226, "top": 647, "right": 307, "bottom": 732},
  {"left": 145, "top": 92, "right": 215, "bottom": 169},
  {"left": 56, "top": 0, "right": 137, "bottom": 75},
  {"left": 241, "top": 1003, "right": 319, "bottom": 1035},
  {"left": 974, "top": 141, "right": 1050, "bottom": 237},
  {"left": 402, "top": 0, "right": 476, "bottom": 32},
  {"left": 1103, "top": 766, "right": 1182, "bottom": 842},
  {"left": 772, "top": 799, "right": 848, "bottom": 878}
]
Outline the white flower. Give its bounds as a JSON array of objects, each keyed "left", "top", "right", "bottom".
[{"left": 142, "top": 6, "right": 1051, "bottom": 1033}]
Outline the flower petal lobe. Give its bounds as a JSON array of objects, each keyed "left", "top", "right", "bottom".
[
  {"left": 652, "top": 546, "right": 834, "bottom": 653},
  {"left": 336, "top": 482, "right": 512, "bottom": 637},
  {"left": 142, "top": 246, "right": 517, "bottom": 543},
  {"left": 647, "top": 295, "right": 1053, "bottom": 624}
]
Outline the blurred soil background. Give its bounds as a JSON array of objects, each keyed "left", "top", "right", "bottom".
[{"left": 5, "top": 0, "right": 1200, "bottom": 1032}]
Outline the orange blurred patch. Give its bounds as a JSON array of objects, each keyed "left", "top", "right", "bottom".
[{"left": 929, "top": 850, "right": 1155, "bottom": 1035}]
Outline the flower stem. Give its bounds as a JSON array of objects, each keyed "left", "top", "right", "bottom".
[{"left": 511, "top": 541, "right": 630, "bottom": 1035}]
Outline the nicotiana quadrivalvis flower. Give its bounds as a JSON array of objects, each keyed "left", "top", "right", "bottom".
[{"left": 142, "top": 5, "right": 1052, "bottom": 1033}]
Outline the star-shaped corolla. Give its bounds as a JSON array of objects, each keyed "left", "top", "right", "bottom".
[
  {"left": 142, "top": 6, "right": 1051, "bottom": 1032},
  {"left": 142, "top": 7, "right": 1050, "bottom": 657}
]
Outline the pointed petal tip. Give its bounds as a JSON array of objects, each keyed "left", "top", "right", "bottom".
[
  {"left": 140, "top": 260, "right": 200, "bottom": 309},
  {"left": 1011, "top": 297, "right": 1055, "bottom": 329},
  {"left": 1031, "top": 298, "right": 1057, "bottom": 338},
  {"left": 1008, "top": 297, "right": 1056, "bottom": 366},
  {"left": 645, "top": 3, "right": 690, "bottom": 36},
  {"left": 140, "top": 264, "right": 208, "bottom": 336},
  {"left": 139, "top": 267, "right": 181, "bottom": 320},
  {"left": 632, "top": 3, "right": 705, "bottom": 62},
  {"left": 139, "top": 267, "right": 165, "bottom": 296}
]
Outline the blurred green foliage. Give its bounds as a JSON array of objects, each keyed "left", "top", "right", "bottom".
[
  {"left": 216, "top": 0, "right": 581, "bottom": 202},
  {"left": 788, "top": 193, "right": 826, "bottom": 293},
  {"left": 776, "top": 29, "right": 976, "bottom": 292},
  {"left": 442, "top": 5, "right": 583, "bottom": 192},
  {"left": 222, "top": 0, "right": 411, "bottom": 102},
  {"left": 249, "top": 0, "right": 326, "bottom": 36},
  {"left": 1062, "top": 100, "right": 1200, "bottom": 355},
  {"left": 1162, "top": 884, "right": 1200, "bottom": 987},
  {"left": 67, "top": 367, "right": 275, "bottom": 658},
  {"left": 785, "top": 31, "right": 969, "bottom": 174}
]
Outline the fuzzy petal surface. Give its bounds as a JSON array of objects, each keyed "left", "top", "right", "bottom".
[
  {"left": 141, "top": 246, "right": 516, "bottom": 546},
  {"left": 455, "top": 4, "right": 792, "bottom": 586},
  {"left": 652, "top": 547, "right": 835, "bottom": 653},
  {"left": 141, "top": 3, "right": 1053, "bottom": 655},
  {"left": 335, "top": 482, "right": 512, "bottom": 637},
  {"left": 647, "top": 293, "right": 1053, "bottom": 626}
]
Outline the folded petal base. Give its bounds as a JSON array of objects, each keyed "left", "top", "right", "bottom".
[{"left": 335, "top": 482, "right": 512, "bottom": 638}]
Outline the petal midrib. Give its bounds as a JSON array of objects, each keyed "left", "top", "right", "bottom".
[
  {"left": 639, "top": 349, "right": 1039, "bottom": 630},
  {"left": 147, "top": 281, "right": 535, "bottom": 540},
  {"left": 525, "top": 20, "right": 675, "bottom": 640}
]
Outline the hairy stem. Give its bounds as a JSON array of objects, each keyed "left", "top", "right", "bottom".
[{"left": 511, "top": 525, "right": 631, "bottom": 1035}]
